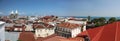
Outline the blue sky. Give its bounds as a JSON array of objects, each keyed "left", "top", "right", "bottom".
[{"left": 0, "top": 0, "right": 120, "bottom": 16}]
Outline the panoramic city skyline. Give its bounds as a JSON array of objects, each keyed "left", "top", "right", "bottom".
[
  {"left": 0, "top": 0, "right": 120, "bottom": 17},
  {"left": 1, "top": 0, "right": 120, "bottom": 41}
]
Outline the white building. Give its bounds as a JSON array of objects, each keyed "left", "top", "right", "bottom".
[
  {"left": 13, "top": 24, "right": 25, "bottom": 31},
  {"left": 67, "top": 20, "right": 87, "bottom": 31},
  {"left": 34, "top": 23, "right": 55, "bottom": 37},
  {"left": 25, "top": 24, "right": 33, "bottom": 31},
  {"left": 65, "top": 18, "right": 88, "bottom": 31},
  {"left": 0, "top": 21, "right": 5, "bottom": 41},
  {"left": 55, "top": 22, "right": 83, "bottom": 38},
  {"left": 9, "top": 10, "right": 18, "bottom": 19},
  {"left": 29, "top": 16, "right": 38, "bottom": 21}
]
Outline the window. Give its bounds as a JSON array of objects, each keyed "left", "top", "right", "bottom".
[
  {"left": 56, "top": 27, "right": 58, "bottom": 30},
  {"left": 62, "top": 28, "right": 64, "bottom": 31},
  {"left": 39, "top": 29, "right": 41, "bottom": 32}
]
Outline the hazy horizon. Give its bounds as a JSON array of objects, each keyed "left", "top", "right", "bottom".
[{"left": 1, "top": 0, "right": 120, "bottom": 17}]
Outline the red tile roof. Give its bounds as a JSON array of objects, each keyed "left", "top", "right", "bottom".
[
  {"left": 36, "top": 34, "right": 84, "bottom": 41},
  {"left": 43, "top": 36, "right": 84, "bottom": 41},
  {"left": 43, "top": 16, "right": 53, "bottom": 19},
  {"left": 33, "top": 22, "right": 54, "bottom": 28},
  {"left": 36, "top": 34, "right": 57, "bottom": 41},
  {"left": 19, "top": 32, "right": 84, "bottom": 41},
  {"left": 40, "top": 15, "right": 57, "bottom": 23},
  {"left": 57, "top": 22, "right": 82, "bottom": 29},
  {"left": 19, "top": 32, "right": 35, "bottom": 41},
  {"left": 68, "top": 37, "right": 84, "bottom": 41},
  {"left": 78, "top": 21, "right": 120, "bottom": 41},
  {"left": 33, "top": 24, "right": 44, "bottom": 28},
  {"left": 15, "top": 19, "right": 27, "bottom": 24},
  {"left": 5, "top": 24, "right": 26, "bottom": 31}
]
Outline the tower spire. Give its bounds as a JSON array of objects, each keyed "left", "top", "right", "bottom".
[
  {"left": 15, "top": 10, "right": 18, "bottom": 14},
  {"left": 11, "top": 10, "right": 14, "bottom": 14}
]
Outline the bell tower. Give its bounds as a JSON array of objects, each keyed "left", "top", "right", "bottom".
[
  {"left": 9, "top": 10, "right": 15, "bottom": 19},
  {"left": 15, "top": 10, "right": 18, "bottom": 19},
  {"left": 9, "top": 10, "right": 19, "bottom": 19}
]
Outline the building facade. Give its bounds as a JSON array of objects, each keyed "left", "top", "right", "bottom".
[
  {"left": 67, "top": 20, "right": 87, "bottom": 31},
  {"left": 55, "top": 22, "right": 83, "bottom": 38},
  {"left": 35, "top": 27, "right": 55, "bottom": 37},
  {"left": 0, "top": 21, "right": 5, "bottom": 41},
  {"left": 9, "top": 10, "right": 18, "bottom": 19},
  {"left": 34, "top": 22, "right": 55, "bottom": 37}
]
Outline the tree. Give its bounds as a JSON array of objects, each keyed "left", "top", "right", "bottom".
[
  {"left": 17, "top": 40, "right": 21, "bottom": 41},
  {"left": 108, "top": 17, "right": 116, "bottom": 23},
  {"left": 99, "top": 17, "right": 106, "bottom": 22},
  {"left": 117, "top": 19, "right": 120, "bottom": 21},
  {"left": 91, "top": 17, "right": 106, "bottom": 27},
  {"left": 98, "top": 17, "right": 106, "bottom": 25},
  {"left": 87, "top": 16, "right": 91, "bottom": 22},
  {"left": 91, "top": 18, "right": 99, "bottom": 23},
  {"left": 95, "top": 22, "right": 101, "bottom": 27},
  {"left": 0, "top": 16, "right": 1, "bottom": 19}
]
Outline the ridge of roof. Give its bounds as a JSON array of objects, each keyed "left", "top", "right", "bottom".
[
  {"left": 79, "top": 21, "right": 120, "bottom": 41},
  {"left": 57, "top": 22, "right": 81, "bottom": 29}
]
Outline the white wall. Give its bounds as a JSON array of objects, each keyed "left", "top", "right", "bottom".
[
  {"left": 25, "top": 24, "right": 33, "bottom": 31},
  {"left": 83, "top": 26, "right": 86, "bottom": 31},
  {"left": 71, "top": 27, "right": 81, "bottom": 38},
  {"left": 68, "top": 20, "right": 87, "bottom": 32},
  {"left": 35, "top": 28, "right": 55, "bottom": 37},
  {"left": 67, "top": 20, "right": 87, "bottom": 25},
  {"left": 0, "top": 22, "right": 5, "bottom": 41}
]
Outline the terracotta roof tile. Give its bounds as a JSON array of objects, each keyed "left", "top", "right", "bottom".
[
  {"left": 42, "top": 36, "right": 84, "bottom": 41},
  {"left": 33, "top": 22, "right": 54, "bottom": 29},
  {"left": 57, "top": 22, "right": 82, "bottom": 29},
  {"left": 78, "top": 21, "right": 120, "bottom": 41},
  {"left": 36, "top": 34, "right": 57, "bottom": 41},
  {"left": 19, "top": 32, "right": 35, "bottom": 41}
]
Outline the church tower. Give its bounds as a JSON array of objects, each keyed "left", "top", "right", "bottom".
[
  {"left": 14, "top": 10, "right": 18, "bottom": 19},
  {"left": 9, "top": 10, "right": 15, "bottom": 19},
  {"left": 9, "top": 10, "right": 19, "bottom": 19}
]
